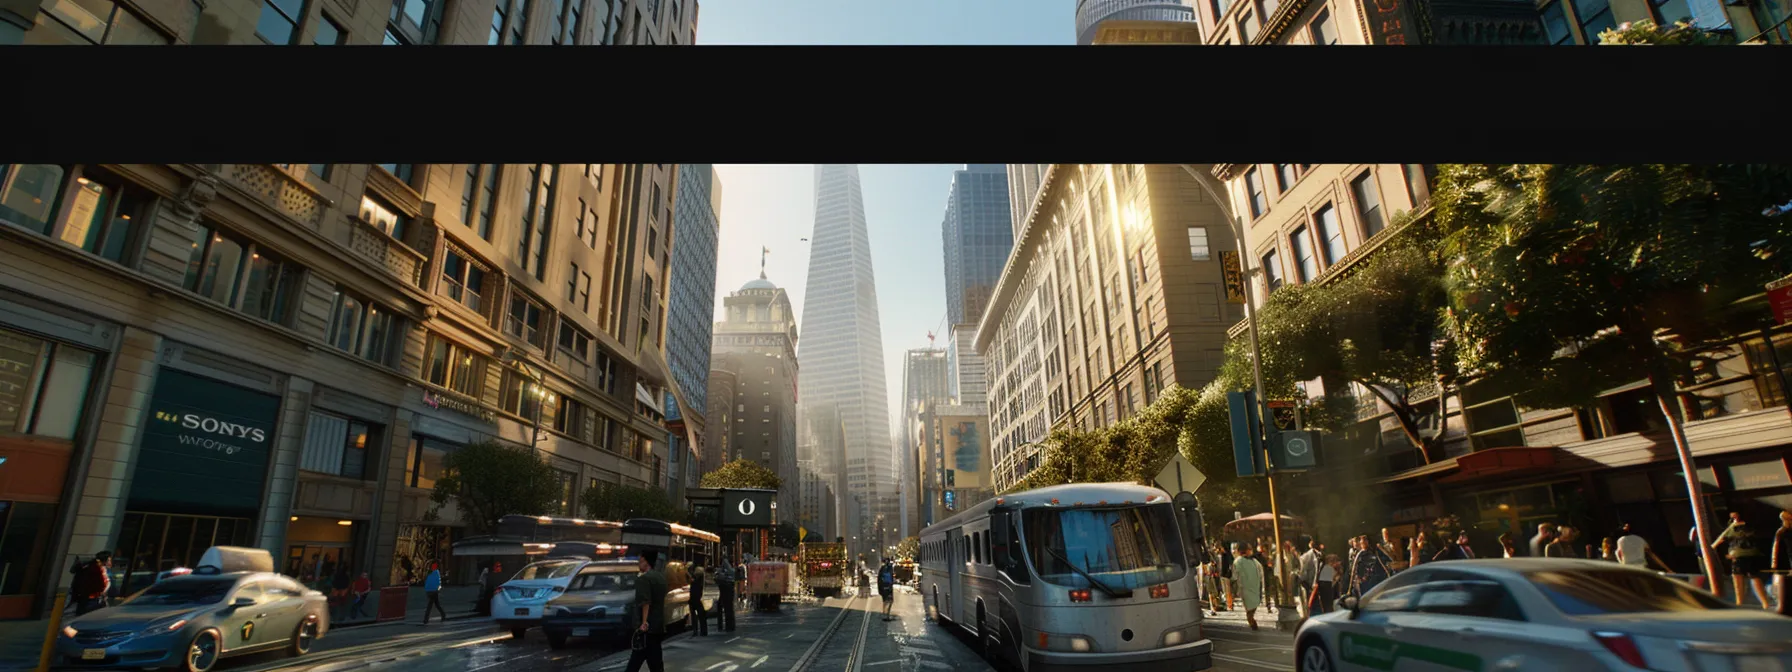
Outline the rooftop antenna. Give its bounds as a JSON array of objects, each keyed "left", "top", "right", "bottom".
[
  {"left": 760, "top": 246, "right": 769, "bottom": 280},
  {"left": 927, "top": 331, "right": 935, "bottom": 347}
]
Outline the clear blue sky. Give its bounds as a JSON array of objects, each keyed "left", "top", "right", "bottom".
[
  {"left": 702, "top": 5, "right": 1075, "bottom": 434},
  {"left": 696, "top": 0, "right": 1077, "bottom": 45}
]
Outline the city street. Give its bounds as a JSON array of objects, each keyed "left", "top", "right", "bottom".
[{"left": 212, "top": 587, "right": 1296, "bottom": 672}]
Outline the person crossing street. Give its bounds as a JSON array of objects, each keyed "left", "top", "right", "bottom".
[
  {"left": 625, "top": 551, "right": 669, "bottom": 672},
  {"left": 421, "top": 563, "right": 447, "bottom": 624},
  {"left": 877, "top": 558, "right": 896, "bottom": 621},
  {"left": 688, "top": 562, "right": 709, "bottom": 636}
]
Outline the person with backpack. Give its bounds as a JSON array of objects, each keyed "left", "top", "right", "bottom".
[
  {"left": 69, "top": 552, "right": 112, "bottom": 615},
  {"left": 713, "top": 555, "right": 736, "bottom": 632},
  {"left": 421, "top": 563, "right": 447, "bottom": 624},
  {"left": 877, "top": 558, "right": 896, "bottom": 621},
  {"left": 1713, "top": 511, "right": 1772, "bottom": 607}
]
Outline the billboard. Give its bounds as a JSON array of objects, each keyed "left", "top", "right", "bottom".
[
  {"left": 940, "top": 415, "right": 988, "bottom": 489},
  {"left": 722, "top": 489, "right": 775, "bottom": 527}
]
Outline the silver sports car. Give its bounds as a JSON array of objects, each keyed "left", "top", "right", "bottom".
[{"left": 55, "top": 567, "right": 328, "bottom": 671}]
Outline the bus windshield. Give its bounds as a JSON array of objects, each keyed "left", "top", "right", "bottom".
[{"left": 1022, "top": 504, "right": 1186, "bottom": 591}]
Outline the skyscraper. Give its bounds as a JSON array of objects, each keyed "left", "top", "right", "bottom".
[
  {"left": 1005, "top": 164, "right": 1050, "bottom": 239},
  {"left": 900, "top": 348, "right": 951, "bottom": 536},
  {"left": 712, "top": 271, "right": 801, "bottom": 514},
  {"left": 1074, "top": 0, "right": 1197, "bottom": 45},
  {"left": 799, "top": 164, "right": 895, "bottom": 557},
  {"left": 666, "top": 164, "right": 722, "bottom": 495},
  {"left": 942, "top": 165, "right": 1015, "bottom": 326}
]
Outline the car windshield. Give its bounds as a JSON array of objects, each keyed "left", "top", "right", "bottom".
[
  {"left": 571, "top": 569, "right": 638, "bottom": 591},
  {"left": 1523, "top": 568, "right": 1732, "bottom": 615},
  {"left": 514, "top": 561, "right": 583, "bottom": 581},
  {"left": 1022, "top": 503, "right": 1187, "bottom": 590},
  {"left": 121, "top": 578, "right": 236, "bottom": 606}
]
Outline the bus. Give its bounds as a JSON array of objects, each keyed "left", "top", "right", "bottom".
[
  {"left": 919, "top": 482, "right": 1212, "bottom": 672},
  {"left": 453, "top": 514, "right": 720, "bottom": 565}
]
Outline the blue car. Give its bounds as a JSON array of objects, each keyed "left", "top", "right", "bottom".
[{"left": 55, "top": 548, "right": 329, "bottom": 672}]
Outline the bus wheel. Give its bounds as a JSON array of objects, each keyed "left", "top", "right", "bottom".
[
  {"left": 976, "top": 606, "right": 989, "bottom": 656},
  {"left": 929, "top": 587, "right": 941, "bottom": 623}
]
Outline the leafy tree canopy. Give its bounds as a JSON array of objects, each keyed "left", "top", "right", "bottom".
[
  {"left": 700, "top": 459, "right": 784, "bottom": 490},
  {"left": 580, "top": 482, "right": 686, "bottom": 524},
  {"left": 895, "top": 536, "right": 919, "bottom": 561},
  {"left": 1599, "top": 19, "right": 1734, "bottom": 45},
  {"left": 428, "top": 440, "right": 563, "bottom": 536}
]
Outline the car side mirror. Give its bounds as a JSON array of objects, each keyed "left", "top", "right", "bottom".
[
  {"left": 1339, "top": 596, "right": 1360, "bottom": 615},
  {"left": 231, "top": 597, "right": 255, "bottom": 608}
]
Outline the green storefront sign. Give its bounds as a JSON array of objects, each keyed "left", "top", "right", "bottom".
[
  {"left": 1339, "top": 632, "right": 1482, "bottom": 671},
  {"left": 127, "top": 369, "right": 280, "bottom": 518}
]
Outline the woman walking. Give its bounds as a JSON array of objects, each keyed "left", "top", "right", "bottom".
[{"left": 1232, "top": 544, "right": 1266, "bottom": 631}]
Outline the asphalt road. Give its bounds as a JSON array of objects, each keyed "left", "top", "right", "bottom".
[{"left": 213, "top": 587, "right": 1295, "bottom": 672}]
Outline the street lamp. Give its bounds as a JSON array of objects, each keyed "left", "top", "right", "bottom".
[
  {"left": 500, "top": 350, "right": 552, "bottom": 451},
  {"left": 1178, "top": 164, "right": 1297, "bottom": 631}
]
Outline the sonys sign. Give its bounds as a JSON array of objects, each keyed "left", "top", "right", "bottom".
[{"left": 129, "top": 369, "right": 281, "bottom": 517}]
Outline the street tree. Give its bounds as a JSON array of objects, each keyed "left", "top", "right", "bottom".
[
  {"left": 895, "top": 536, "right": 919, "bottom": 561},
  {"left": 700, "top": 458, "right": 784, "bottom": 490},
  {"left": 1598, "top": 19, "right": 1734, "bottom": 44},
  {"left": 427, "top": 440, "right": 563, "bottom": 536},
  {"left": 1432, "top": 163, "right": 1792, "bottom": 588},
  {"left": 581, "top": 482, "right": 686, "bottom": 523}
]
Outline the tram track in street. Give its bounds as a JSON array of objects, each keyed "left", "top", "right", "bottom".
[{"left": 787, "top": 593, "right": 865, "bottom": 672}]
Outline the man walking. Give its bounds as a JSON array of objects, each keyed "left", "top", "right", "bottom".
[
  {"left": 1713, "top": 511, "right": 1772, "bottom": 608},
  {"left": 1771, "top": 510, "right": 1790, "bottom": 610},
  {"left": 70, "top": 552, "right": 112, "bottom": 615},
  {"left": 1530, "top": 523, "right": 1557, "bottom": 558},
  {"left": 1615, "top": 524, "right": 1668, "bottom": 570},
  {"left": 1298, "top": 539, "right": 1322, "bottom": 617},
  {"left": 626, "top": 550, "right": 669, "bottom": 672},
  {"left": 350, "top": 572, "right": 372, "bottom": 620},
  {"left": 421, "top": 563, "right": 447, "bottom": 624},
  {"left": 713, "top": 555, "right": 736, "bottom": 632},
  {"left": 688, "top": 562, "right": 709, "bottom": 636},
  {"left": 877, "top": 558, "right": 896, "bottom": 621}
]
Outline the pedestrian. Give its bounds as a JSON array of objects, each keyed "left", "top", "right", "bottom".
[
  {"left": 1599, "top": 537, "right": 1617, "bottom": 561},
  {"left": 626, "top": 550, "right": 669, "bottom": 672},
  {"left": 1352, "top": 536, "right": 1392, "bottom": 596},
  {"left": 1545, "top": 527, "right": 1580, "bottom": 558},
  {"left": 1530, "top": 523, "right": 1558, "bottom": 558},
  {"left": 479, "top": 561, "right": 504, "bottom": 616},
  {"left": 736, "top": 558, "right": 749, "bottom": 612},
  {"left": 1257, "top": 543, "right": 1279, "bottom": 613},
  {"left": 688, "top": 561, "right": 708, "bottom": 636},
  {"left": 714, "top": 556, "right": 737, "bottom": 632},
  {"left": 421, "top": 562, "right": 447, "bottom": 624},
  {"left": 1712, "top": 511, "right": 1772, "bottom": 607},
  {"left": 877, "top": 558, "right": 896, "bottom": 621},
  {"left": 351, "top": 572, "right": 372, "bottom": 620},
  {"left": 1498, "top": 533, "right": 1518, "bottom": 558},
  {"left": 1232, "top": 544, "right": 1265, "bottom": 631},
  {"left": 1615, "top": 524, "right": 1667, "bottom": 570},
  {"left": 1217, "top": 541, "right": 1235, "bottom": 610},
  {"left": 1314, "top": 554, "right": 1340, "bottom": 614},
  {"left": 1433, "top": 531, "right": 1476, "bottom": 561},
  {"left": 399, "top": 556, "right": 416, "bottom": 585},
  {"left": 1772, "top": 511, "right": 1790, "bottom": 610},
  {"left": 1379, "top": 529, "right": 1407, "bottom": 573},
  {"left": 1297, "top": 539, "right": 1321, "bottom": 616},
  {"left": 331, "top": 566, "right": 351, "bottom": 621},
  {"left": 69, "top": 552, "right": 112, "bottom": 616}
]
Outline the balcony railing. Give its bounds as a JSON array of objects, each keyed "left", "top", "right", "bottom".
[
  {"left": 347, "top": 214, "right": 426, "bottom": 288},
  {"left": 219, "top": 164, "right": 327, "bottom": 228}
]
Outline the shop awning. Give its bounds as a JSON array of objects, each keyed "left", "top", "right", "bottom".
[
  {"left": 451, "top": 536, "right": 553, "bottom": 557},
  {"left": 1370, "top": 446, "right": 1560, "bottom": 485}
]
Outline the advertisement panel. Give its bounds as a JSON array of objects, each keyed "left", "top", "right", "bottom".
[
  {"left": 128, "top": 369, "right": 281, "bottom": 518},
  {"left": 940, "top": 415, "right": 988, "bottom": 489},
  {"left": 722, "top": 489, "right": 775, "bottom": 527}
]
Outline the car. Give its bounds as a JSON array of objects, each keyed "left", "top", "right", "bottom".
[
  {"left": 539, "top": 559, "right": 710, "bottom": 649},
  {"left": 490, "top": 557, "right": 594, "bottom": 639},
  {"left": 54, "top": 547, "right": 329, "bottom": 672},
  {"left": 1294, "top": 558, "right": 1792, "bottom": 672}
]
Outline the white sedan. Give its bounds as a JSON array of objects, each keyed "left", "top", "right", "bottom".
[{"left": 1295, "top": 558, "right": 1792, "bottom": 672}]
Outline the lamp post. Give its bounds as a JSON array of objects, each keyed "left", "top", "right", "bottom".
[{"left": 1178, "top": 164, "right": 1298, "bottom": 630}]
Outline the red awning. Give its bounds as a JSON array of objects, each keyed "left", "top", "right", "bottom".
[{"left": 1435, "top": 446, "right": 1559, "bottom": 484}]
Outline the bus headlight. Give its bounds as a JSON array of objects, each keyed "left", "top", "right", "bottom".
[
  {"left": 1161, "top": 623, "right": 1202, "bottom": 648},
  {"left": 1032, "top": 630, "right": 1096, "bottom": 653}
]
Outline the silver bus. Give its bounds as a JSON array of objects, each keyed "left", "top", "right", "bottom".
[{"left": 919, "top": 482, "right": 1213, "bottom": 672}]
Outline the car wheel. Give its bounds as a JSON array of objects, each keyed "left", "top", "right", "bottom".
[
  {"left": 546, "top": 630, "right": 568, "bottom": 649},
  {"left": 181, "top": 630, "right": 220, "bottom": 672},
  {"left": 510, "top": 627, "right": 528, "bottom": 640},
  {"left": 287, "top": 618, "right": 319, "bottom": 656},
  {"left": 1298, "top": 640, "right": 1335, "bottom": 672}
]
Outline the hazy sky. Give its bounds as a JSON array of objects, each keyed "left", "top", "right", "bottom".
[{"left": 701, "top": 2, "right": 1073, "bottom": 432}]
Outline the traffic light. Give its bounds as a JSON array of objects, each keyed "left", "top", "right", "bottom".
[
  {"left": 1272, "top": 429, "right": 1320, "bottom": 471},
  {"left": 1227, "top": 391, "right": 1267, "bottom": 477}
]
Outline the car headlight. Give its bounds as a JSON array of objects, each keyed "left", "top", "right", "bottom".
[
  {"left": 586, "top": 606, "right": 607, "bottom": 618},
  {"left": 143, "top": 612, "right": 196, "bottom": 635},
  {"left": 1031, "top": 630, "right": 1095, "bottom": 653},
  {"left": 1161, "top": 622, "right": 1202, "bottom": 647},
  {"left": 61, "top": 626, "right": 77, "bottom": 639}
]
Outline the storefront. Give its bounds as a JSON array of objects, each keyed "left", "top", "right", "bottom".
[
  {"left": 285, "top": 516, "right": 364, "bottom": 588},
  {"left": 114, "top": 368, "right": 280, "bottom": 594},
  {"left": 0, "top": 317, "right": 108, "bottom": 618}
]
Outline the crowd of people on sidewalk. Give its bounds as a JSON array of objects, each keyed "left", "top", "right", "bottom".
[{"left": 1196, "top": 507, "right": 1792, "bottom": 629}]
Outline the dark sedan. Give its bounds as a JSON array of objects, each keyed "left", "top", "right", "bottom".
[
  {"left": 54, "top": 572, "right": 328, "bottom": 672},
  {"left": 540, "top": 560, "right": 709, "bottom": 648}
]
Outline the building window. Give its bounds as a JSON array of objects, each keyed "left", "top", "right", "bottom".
[
  {"left": 1187, "top": 226, "right": 1210, "bottom": 261},
  {"left": 1573, "top": 0, "right": 1615, "bottom": 42},
  {"left": 567, "top": 262, "right": 581, "bottom": 304},
  {"left": 439, "top": 248, "right": 488, "bottom": 313},
  {"left": 28, "top": 0, "right": 172, "bottom": 44},
  {"left": 376, "top": 163, "right": 414, "bottom": 184},
  {"left": 0, "top": 328, "right": 97, "bottom": 440},
  {"left": 642, "top": 275, "right": 655, "bottom": 309},
  {"left": 1261, "top": 249, "right": 1284, "bottom": 292},
  {"left": 1351, "top": 172, "right": 1385, "bottom": 238},
  {"left": 558, "top": 321, "right": 592, "bottom": 362},
  {"left": 511, "top": 0, "right": 531, "bottom": 44},
  {"left": 507, "top": 293, "right": 548, "bottom": 349},
  {"left": 1, "top": 164, "right": 71, "bottom": 235},
  {"left": 1210, "top": 0, "right": 1233, "bottom": 20},
  {"left": 1244, "top": 168, "right": 1267, "bottom": 219},
  {"left": 1275, "top": 164, "right": 1297, "bottom": 193},
  {"left": 490, "top": 0, "right": 510, "bottom": 44},
  {"left": 180, "top": 223, "right": 304, "bottom": 325},
  {"left": 386, "top": 0, "right": 445, "bottom": 44},
  {"left": 255, "top": 0, "right": 301, "bottom": 44},
  {"left": 596, "top": 351, "right": 616, "bottom": 394},
  {"left": 1539, "top": 1, "right": 1573, "bottom": 43},
  {"left": 1239, "top": 10, "right": 1260, "bottom": 42},
  {"left": 300, "top": 412, "right": 377, "bottom": 480},
  {"left": 555, "top": 395, "right": 585, "bottom": 437},
  {"left": 460, "top": 164, "right": 480, "bottom": 226},
  {"left": 519, "top": 164, "right": 556, "bottom": 279},
  {"left": 309, "top": 164, "right": 332, "bottom": 181},
  {"left": 578, "top": 272, "right": 592, "bottom": 312},
  {"left": 553, "top": 0, "right": 580, "bottom": 44},
  {"left": 314, "top": 13, "right": 346, "bottom": 44},
  {"left": 44, "top": 166, "right": 151, "bottom": 264},
  {"left": 499, "top": 370, "right": 547, "bottom": 419},
  {"left": 1404, "top": 164, "right": 1432, "bottom": 210},
  {"left": 327, "top": 288, "right": 396, "bottom": 365},
  {"left": 1308, "top": 7, "right": 1339, "bottom": 44},
  {"left": 358, "top": 194, "right": 408, "bottom": 240},
  {"left": 1314, "top": 205, "right": 1346, "bottom": 265},
  {"left": 1651, "top": 0, "right": 1694, "bottom": 25},
  {"left": 404, "top": 437, "right": 455, "bottom": 489},
  {"left": 1287, "top": 227, "right": 1318, "bottom": 282},
  {"left": 423, "top": 333, "right": 488, "bottom": 398}
]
